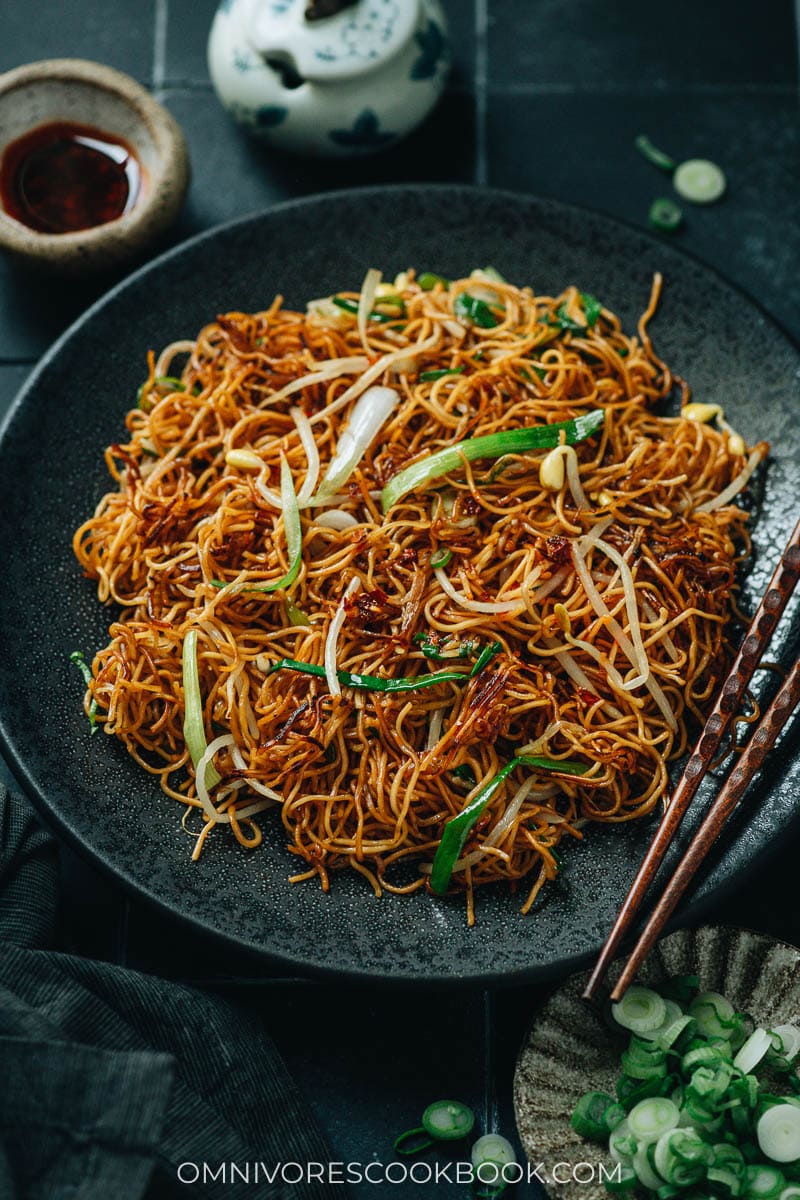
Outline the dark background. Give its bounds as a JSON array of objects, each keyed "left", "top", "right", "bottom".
[{"left": 1, "top": 3, "right": 798, "bottom": 1196}]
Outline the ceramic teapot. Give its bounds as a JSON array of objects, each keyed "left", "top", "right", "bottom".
[{"left": 207, "top": 0, "right": 450, "bottom": 157}]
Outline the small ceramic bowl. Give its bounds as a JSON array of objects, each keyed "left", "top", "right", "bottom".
[
  {"left": 0, "top": 59, "right": 190, "bottom": 275},
  {"left": 514, "top": 925, "right": 800, "bottom": 1200}
]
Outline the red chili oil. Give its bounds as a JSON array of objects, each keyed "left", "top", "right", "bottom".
[{"left": 0, "top": 121, "right": 141, "bottom": 234}]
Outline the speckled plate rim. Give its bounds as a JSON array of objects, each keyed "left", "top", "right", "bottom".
[{"left": 0, "top": 184, "right": 799, "bottom": 986}]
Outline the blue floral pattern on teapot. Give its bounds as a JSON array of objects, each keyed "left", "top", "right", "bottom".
[{"left": 208, "top": 0, "right": 449, "bottom": 156}]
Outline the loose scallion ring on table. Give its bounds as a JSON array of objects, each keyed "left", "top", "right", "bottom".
[{"left": 71, "top": 266, "right": 767, "bottom": 924}]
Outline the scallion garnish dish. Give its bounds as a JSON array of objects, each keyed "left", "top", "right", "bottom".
[
  {"left": 573, "top": 978, "right": 800, "bottom": 1196},
  {"left": 72, "top": 267, "right": 768, "bottom": 922}
]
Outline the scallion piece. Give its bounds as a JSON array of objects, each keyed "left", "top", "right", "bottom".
[
  {"left": 469, "top": 641, "right": 502, "bottom": 677},
  {"left": 613, "top": 987, "right": 668, "bottom": 1035},
  {"left": 331, "top": 296, "right": 403, "bottom": 323},
  {"left": 572, "top": 1092, "right": 625, "bottom": 1141},
  {"left": 421, "top": 1099, "right": 475, "bottom": 1141},
  {"left": 212, "top": 454, "right": 302, "bottom": 594},
  {"left": 285, "top": 598, "right": 312, "bottom": 626},
  {"left": 69, "top": 650, "right": 98, "bottom": 735},
  {"left": 182, "top": 629, "right": 220, "bottom": 789},
  {"left": 454, "top": 291, "right": 500, "bottom": 328},
  {"left": 649, "top": 198, "right": 684, "bottom": 232},
  {"left": 429, "top": 548, "right": 453, "bottom": 569},
  {"left": 420, "top": 367, "right": 465, "bottom": 382},
  {"left": 673, "top": 159, "right": 726, "bottom": 205},
  {"left": 635, "top": 134, "right": 677, "bottom": 173},
  {"left": 430, "top": 754, "right": 589, "bottom": 895},
  {"left": 269, "top": 657, "right": 469, "bottom": 693},
  {"left": 381, "top": 409, "right": 605, "bottom": 510},
  {"left": 418, "top": 272, "right": 449, "bottom": 290},
  {"left": 411, "top": 632, "right": 479, "bottom": 661}
]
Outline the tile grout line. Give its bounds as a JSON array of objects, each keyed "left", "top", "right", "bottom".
[
  {"left": 489, "top": 80, "right": 798, "bottom": 96},
  {"left": 483, "top": 990, "right": 499, "bottom": 1138},
  {"left": 474, "top": 0, "right": 488, "bottom": 187},
  {"left": 152, "top": 0, "right": 169, "bottom": 100}
]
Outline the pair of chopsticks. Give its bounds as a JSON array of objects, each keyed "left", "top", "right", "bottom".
[{"left": 583, "top": 516, "right": 800, "bottom": 1004}]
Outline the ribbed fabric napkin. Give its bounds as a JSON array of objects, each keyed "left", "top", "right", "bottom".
[{"left": 0, "top": 784, "right": 346, "bottom": 1199}]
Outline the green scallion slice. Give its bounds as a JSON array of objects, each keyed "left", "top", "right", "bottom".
[
  {"left": 420, "top": 367, "right": 465, "bottom": 382},
  {"left": 381, "top": 409, "right": 605, "bottom": 511},
  {"left": 421, "top": 1099, "right": 475, "bottom": 1141},
  {"left": 430, "top": 754, "right": 589, "bottom": 895},
  {"left": 649, "top": 197, "right": 684, "bottom": 232},
  {"left": 69, "top": 650, "right": 98, "bottom": 735},
  {"left": 418, "top": 272, "right": 449, "bottom": 291},
  {"left": 454, "top": 292, "right": 500, "bottom": 328},
  {"left": 673, "top": 159, "right": 726, "bottom": 205},
  {"left": 182, "top": 629, "right": 220, "bottom": 789},
  {"left": 635, "top": 135, "right": 677, "bottom": 173}
]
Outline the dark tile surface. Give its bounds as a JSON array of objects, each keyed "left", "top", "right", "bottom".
[
  {"left": 486, "top": 0, "right": 798, "bottom": 88},
  {"left": 163, "top": 86, "right": 476, "bottom": 237},
  {"left": 0, "top": 0, "right": 156, "bottom": 81},
  {"left": 486, "top": 90, "right": 800, "bottom": 343},
  {"left": 0, "top": 364, "right": 33, "bottom": 419}
]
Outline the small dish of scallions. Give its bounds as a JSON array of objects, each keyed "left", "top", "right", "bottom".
[{"left": 514, "top": 927, "right": 800, "bottom": 1200}]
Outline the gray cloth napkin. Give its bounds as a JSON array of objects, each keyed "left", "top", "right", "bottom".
[{"left": 0, "top": 784, "right": 344, "bottom": 1200}]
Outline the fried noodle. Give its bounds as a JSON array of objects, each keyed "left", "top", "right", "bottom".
[{"left": 72, "top": 269, "right": 767, "bottom": 923}]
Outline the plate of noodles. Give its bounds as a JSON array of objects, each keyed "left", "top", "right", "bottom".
[{"left": 0, "top": 186, "right": 798, "bottom": 983}]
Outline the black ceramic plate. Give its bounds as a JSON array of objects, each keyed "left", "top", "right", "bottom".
[{"left": 1, "top": 186, "right": 798, "bottom": 985}]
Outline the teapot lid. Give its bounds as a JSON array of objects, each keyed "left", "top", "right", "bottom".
[{"left": 243, "top": 0, "right": 420, "bottom": 84}]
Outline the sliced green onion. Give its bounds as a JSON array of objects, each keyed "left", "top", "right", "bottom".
[
  {"left": 213, "top": 455, "right": 302, "bottom": 594},
  {"left": 657, "top": 1016, "right": 696, "bottom": 1051},
  {"left": 137, "top": 375, "right": 186, "bottom": 409},
  {"left": 660, "top": 976, "right": 701, "bottom": 1005},
  {"left": 605, "top": 1164, "right": 637, "bottom": 1192},
  {"left": 634, "top": 1144, "right": 667, "bottom": 1191},
  {"left": 673, "top": 158, "right": 726, "bottom": 204},
  {"left": 745, "top": 1165, "right": 788, "bottom": 1199},
  {"left": 471, "top": 1133, "right": 517, "bottom": 1186},
  {"left": 418, "top": 272, "right": 449, "bottom": 290},
  {"left": 649, "top": 197, "right": 684, "bottom": 232},
  {"left": 454, "top": 292, "right": 500, "bottom": 328},
  {"left": 635, "top": 134, "right": 677, "bottom": 172},
  {"left": 469, "top": 641, "right": 502, "bottom": 677},
  {"left": 581, "top": 292, "right": 603, "bottom": 327},
  {"left": 420, "top": 367, "right": 465, "bottom": 382},
  {"left": 69, "top": 650, "right": 98, "bottom": 735},
  {"left": 653, "top": 1128, "right": 709, "bottom": 1186},
  {"left": 689, "top": 992, "right": 737, "bottom": 1040},
  {"left": 734, "top": 1029, "right": 774, "bottom": 1075},
  {"left": 610, "top": 1120, "right": 638, "bottom": 1162},
  {"left": 451, "top": 763, "right": 478, "bottom": 787},
  {"left": 285, "top": 598, "right": 312, "bottom": 626},
  {"left": 757, "top": 1107, "right": 800, "bottom": 1164},
  {"left": 617, "top": 1074, "right": 667, "bottom": 1112},
  {"left": 421, "top": 1099, "right": 475, "bottom": 1141},
  {"left": 412, "top": 632, "right": 480, "bottom": 661},
  {"left": 381, "top": 409, "right": 604, "bottom": 510},
  {"left": 269, "top": 657, "right": 468, "bottom": 693},
  {"left": 572, "top": 1092, "right": 623, "bottom": 1141},
  {"left": 332, "top": 295, "right": 403, "bottom": 323},
  {"left": 430, "top": 754, "right": 588, "bottom": 895},
  {"left": 628, "top": 1098, "right": 681, "bottom": 1144},
  {"left": 393, "top": 1126, "right": 433, "bottom": 1156},
  {"left": 613, "top": 987, "right": 668, "bottom": 1035},
  {"left": 429, "top": 548, "right": 453, "bottom": 569},
  {"left": 182, "top": 629, "right": 220, "bottom": 789}
]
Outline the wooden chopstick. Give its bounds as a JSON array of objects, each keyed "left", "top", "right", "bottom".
[
  {"left": 609, "top": 654, "right": 800, "bottom": 999},
  {"left": 582, "top": 515, "right": 800, "bottom": 1001}
]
